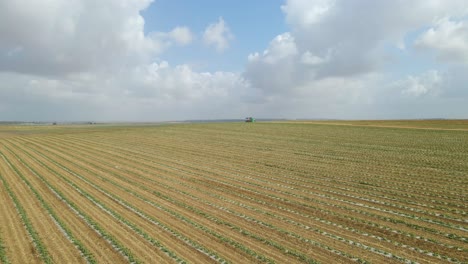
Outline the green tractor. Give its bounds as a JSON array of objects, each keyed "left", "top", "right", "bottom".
[{"left": 245, "top": 117, "right": 256, "bottom": 123}]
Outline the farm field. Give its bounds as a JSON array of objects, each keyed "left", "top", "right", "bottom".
[
  {"left": 274, "top": 119, "right": 468, "bottom": 130},
  {"left": 0, "top": 121, "right": 467, "bottom": 263}
]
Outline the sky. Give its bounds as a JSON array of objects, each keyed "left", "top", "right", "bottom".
[{"left": 1, "top": 0, "right": 467, "bottom": 122}]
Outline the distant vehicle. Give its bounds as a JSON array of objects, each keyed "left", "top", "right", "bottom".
[{"left": 245, "top": 117, "right": 255, "bottom": 123}]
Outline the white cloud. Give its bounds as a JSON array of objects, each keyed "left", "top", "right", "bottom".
[
  {"left": 393, "top": 66, "right": 468, "bottom": 99},
  {"left": 0, "top": 63, "right": 252, "bottom": 121},
  {"left": 261, "top": 33, "right": 298, "bottom": 64},
  {"left": 149, "top": 26, "right": 193, "bottom": 49},
  {"left": 247, "top": 52, "right": 260, "bottom": 62},
  {"left": 281, "top": 0, "right": 335, "bottom": 27},
  {"left": 415, "top": 18, "right": 468, "bottom": 64},
  {"left": 0, "top": 0, "right": 194, "bottom": 76},
  {"left": 128, "top": 61, "right": 248, "bottom": 101},
  {"left": 0, "top": 0, "right": 244, "bottom": 121},
  {"left": 0, "top": 0, "right": 157, "bottom": 75},
  {"left": 1, "top": 0, "right": 468, "bottom": 121},
  {"left": 169, "top": 26, "right": 193, "bottom": 46},
  {"left": 277, "top": 0, "right": 468, "bottom": 78},
  {"left": 399, "top": 70, "right": 442, "bottom": 97},
  {"left": 242, "top": 0, "right": 468, "bottom": 119},
  {"left": 203, "top": 17, "right": 234, "bottom": 52},
  {"left": 301, "top": 51, "right": 327, "bottom": 65},
  {"left": 244, "top": 33, "right": 302, "bottom": 95}
]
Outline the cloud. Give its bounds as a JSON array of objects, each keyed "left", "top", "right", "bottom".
[
  {"left": 168, "top": 26, "right": 193, "bottom": 46},
  {"left": 1, "top": 0, "right": 468, "bottom": 121},
  {"left": 258, "top": 33, "right": 298, "bottom": 64},
  {"left": 245, "top": 33, "right": 303, "bottom": 96},
  {"left": 277, "top": 0, "right": 468, "bottom": 78},
  {"left": 399, "top": 70, "right": 442, "bottom": 97},
  {"left": 0, "top": 0, "right": 243, "bottom": 121},
  {"left": 301, "top": 51, "right": 328, "bottom": 65},
  {"left": 0, "top": 62, "right": 252, "bottom": 121},
  {"left": 415, "top": 18, "right": 468, "bottom": 64},
  {"left": 281, "top": 0, "right": 336, "bottom": 27},
  {"left": 242, "top": 0, "right": 468, "bottom": 119},
  {"left": 127, "top": 61, "right": 249, "bottom": 101},
  {"left": 395, "top": 66, "right": 468, "bottom": 99},
  {"left": 0, "top": 0, "right": 195, "bottom": 76},
  {"left": 0, "top": 0, "right": 161, "bottom": 76},
  {"left": 203, "top": 17, "right": 234, "bottom": 52},
  {"left": 149, "top": 26, "right": 193, "bottom": 49}
]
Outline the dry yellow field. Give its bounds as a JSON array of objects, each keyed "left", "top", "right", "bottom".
[{"left": 0, "top": 121, "right": 467, "bottom": 263}]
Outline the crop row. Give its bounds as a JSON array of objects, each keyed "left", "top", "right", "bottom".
[
  {"left": 0, "top": 150, "right": 96, "bottom": 264},
  {"left": 143, "top": 143, "right": 466, "bottom": 236},
  {"left": 3, "top": 123, "right": 466, "bottom": 263},
  {"left": 29, "top": 133, "right": 464, "bottom": 260},
  {"left": 0, "top": 169, "right": 52, "bottom": 263},
  {"left": 12, "top": 141, "right": 229, "bottom": 263},
  {"left": 17, "top": 137, "right": 381, "bottom": 262},
  {"left": 63, "top": 133, "right": 463, "bottom": 245},
  {"left": 118, "top": 124, "right": 468, "bottom": 187},
  {"left": 1, "top": 146, "right": 142, "bottom": 263},
  {"left": 5, "top": 139, "right": 280, "bottom": 263},
  {"left": 149, "top": 168, "right": 464, "bottom": 263},
  {"left": 12, "top": 138, "right": 322, "bottom": 263},
  {"left": 0, "top": 230, "right": 8, "bottom": 264},
  {"left": 65, "top": 132, "right": 460, "bottom": 217},
  {"left": 17, "top": 136, "right": 458, "bottom": 262},
  {"left": 4, "top": 143, "right": 189, "bottom": 264},
  {"left": 71, "top": 133, "right": 466, "bottom": 258},
  {"left": 62, "top": 131, "right": 468, "bottom": 228}
]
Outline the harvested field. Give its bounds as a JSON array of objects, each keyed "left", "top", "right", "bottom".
[{"left": 0, "top": 121, "right": 467, "bottom": 263}]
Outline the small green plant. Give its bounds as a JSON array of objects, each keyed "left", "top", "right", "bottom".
[
  {"left": 0, "top": 169, "right": 52, "bottom": 264},
  {"left": 0, "top": 232, "right": 10, "bottom": 264}
]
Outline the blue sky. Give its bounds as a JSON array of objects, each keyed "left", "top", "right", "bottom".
[
  {"left": 0, "top": 0, "right": 467, "bottom": 121},
  {"left": 142, "top": 0, "right": 287, "bottom": 72},
  {"left": 383, "top": 30, "right": 441, "bottom": 80}
]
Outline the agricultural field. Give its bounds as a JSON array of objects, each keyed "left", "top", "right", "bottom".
[
  {"left": 0, "top": 121, "right": 467, "bottom": 263},
  {"left": 276, "top": 119, "right": 468, "bottom": 130}
]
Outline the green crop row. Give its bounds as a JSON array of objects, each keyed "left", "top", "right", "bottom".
[
  {"left": 187, "top": 162, "right": 467, "bottom": 244},
  {"left": 6, "top": 138, "right": 195, "bottom": 264},
  {"left": 25, "top": 134, "right": 462, "bottom": 262},
  {"left": 0, "top": 165, "right": 52, "bottom": 263},
  {"left": 100, "top": 131, "right": 457, "bottom": 220},
  {"left": 9, "top": 126, "right": 466, "bottom": 264},
  {"left": 228, "top": 156, "right": 466, "bottom": 223},
  {"left": 82, "top": 146, "right": 364, "bottom": 264},
  {"left": 52, "top": 130, "right": 464, "bottom": 233},
  {"left": 60, "top": 169, "right": 229, "bottom": 263},
  {"left": 31, "top": 134, "right": 467, "bottom": 261},
  {"left": 307, "top": 186, "right": 466, "bottom": 232},
  {"left": 226, "top": 182, "right": 467, "bottom": 261},
  {"left": 0, "top": 230, "right": 9, "bottom": 264},
  {"left": 64, "top": 127, "right": 466, "bottom": 203},
  {"left": 22, "top": 139, "right": 272, "bottom": 263},
  {"left": 175, "top": 164, "right": 464, "bottom": 262},
  {"left": 163, "top": 171, "right": 417, "bottom": 263},
  {"left": 9, "top": 141, "right": 187, "bottom": 264},
  {"left": 1, "top": 148, "right": 97, "bottom": 264},
  {"left": 3, "top": 146, "right": 143, "bottom": 264},
  {"left": 106, "top": 172, "right": 318, "bottom": 264},
  {"left": 216, "top": 172, "right": 466, "bottom": 253}
]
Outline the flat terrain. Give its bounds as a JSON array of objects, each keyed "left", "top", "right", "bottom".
[
  {"left": 0, "top": 121, "right": 467, "bottom": 263},
  {"left": 275, "top": 119, "right": 468, "bottom": 130}
]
